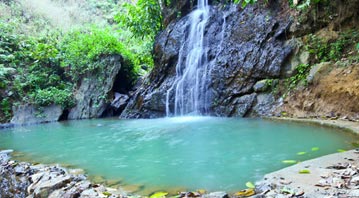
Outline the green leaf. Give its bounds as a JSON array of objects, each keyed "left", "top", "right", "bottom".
[
  {"left": 297, "top": 152, "right": 306, "bottom": 155},
  {"left": 337, "top": 149, "right": 346, "bottom": 153},
  {"left": 311, "top": 147, "right": 319, "bottom": 151},
  {"left": 299, "top": 169, "right": 310, "bottom": 174},
  {"left": 282, "top": 160, "right": 297, "bottom": 164},
  {"left": 281, "top": 187, "right": 294, "bottom": 194},
  {"left": 150, "top": 192, "right": 168, "bottom": 198},
  {"left": 245, "top": 181, "right": 255, "bottom": 189}
]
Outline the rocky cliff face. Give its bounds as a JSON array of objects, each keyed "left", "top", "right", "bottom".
[
  {"left": 68, "top": 55, "right": 127, "bottom": 120},
  {"left": 121, "top": 3, "right": 293, "bottom": 118}
]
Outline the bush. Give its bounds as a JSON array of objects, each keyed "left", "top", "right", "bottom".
[
  {"left": 30, "top": 87, "right": 75, "bottom": 108},
  {"left": 59, "top": 26, "right": 139, "bottom": 82},
  {"left": 306, "top": 30, "right": 359, "bottom": 63}
]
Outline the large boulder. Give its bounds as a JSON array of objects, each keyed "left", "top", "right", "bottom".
[
  {"left": 121, "top": 3, "right": 293, "bottom": 118},
  {"left": 11, "top": 104, "right": 63, "bottom": 126},
  {"left": 68, "top": 55, "right": 123, "bottom": 119}
]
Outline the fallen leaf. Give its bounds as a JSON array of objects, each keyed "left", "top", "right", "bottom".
[
  {"left": 234, "top": 188, "right": 255, "bottom": 197},
  {"left": 299, "top": 169, "right": 310, "bottom": 174},
  {"left": 245, "top": 181, "right": 255, "bottom": 189},
  {"left": 282, "top": 160, "right": 297, "bottom": 164},
  {"left": 311, "top": 147, "right": 319, "bottom": 151},
  {"left": 150, "top": 192, "right": 168, "bottom": 198}
]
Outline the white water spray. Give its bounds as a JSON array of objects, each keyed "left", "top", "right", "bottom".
[{"left": 166, "top": 0, "right": 210, "bottom": 116}]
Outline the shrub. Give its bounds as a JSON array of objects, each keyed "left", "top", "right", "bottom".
[
  {"left": 59, "top": 26, "right": 139, "bottom": 82},
  {"left": 30, "top": 87, "right": 75, "bottom": 108}
]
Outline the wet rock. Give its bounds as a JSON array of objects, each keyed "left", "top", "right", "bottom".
[
  {"left": 14, "top": 165, "right": 27, "bottom": 175},
  {"left": 31, "top": 175, "right": 72, "bottom": 197},
  {"left": 68, "top": 168, "right": 86, "bottom": 176},
  {"left": 203, "top": 191, "right": 228, "bottom": 198},
  {"left": 0, "top": 149, "right": 14, "bottom": 155},
  {"left": 0, "top": 123, "right": 14, "bottom": 129},
  {"left": 11, "top": 104, "right": 63, "bottom": 126},
  {"left": 251, "top": 93, "right": 276, "bottom": 117},
  {"left": 253, "top": 80, "right": 270, "bottom": 93},
  {"left": 233, "top": 94, "right": 257, "bottom": 117},
  {"left": 80, "top": 188, "right": 99, "bottom": 198},
  {"left": 68, "top": 55, "right": 124, "bottom": 119},
  {"left": 111, "top": 93, "right": 129, "bottom": 110},
  {"left": 122, "top": 3, "right": 293, "bottom": 118},
  {"left": 0, "top": 151, "right": 127, "bottom": 198}
]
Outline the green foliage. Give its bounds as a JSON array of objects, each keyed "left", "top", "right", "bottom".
[
  {"left": 0, "top": 20, "right": 74, "bottom": 110},
  {"left": 115, "top": 0, "right": 162, "bottom": 39},
  {"left": 30, "top": 87, "right": 75, "bottom": 108},
  {"left": 286, "top": 64, "right": 311, "bottom": 90},
  {"left": 288, "top": 0, "right": 327, "bottom": 9},
  {"left": 233, "top": 0, "right": 258, "bottom": 8},
  {"left": 306, "top": 30, "right": 359, "bottom": 63},
  {"left": 1, "top": 98, "right": 12, "bottom": 121},
  {"left": 60, "top": 27, "right": 138, "bottom": 81}
]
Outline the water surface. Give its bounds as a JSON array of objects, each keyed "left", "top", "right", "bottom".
[{"left": 0, "top": 117, "right": 355, "bottom": 193}]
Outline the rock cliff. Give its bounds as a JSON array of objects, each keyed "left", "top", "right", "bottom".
[{"left": 121, "top": 2, "right": 293, "bottom": 118}]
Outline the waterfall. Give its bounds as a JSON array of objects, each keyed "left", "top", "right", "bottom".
[{"left": 166, "top": 0, "right": 210, "bottom": 116}]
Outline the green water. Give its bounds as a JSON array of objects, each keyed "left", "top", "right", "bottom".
[{"left": 0, "top": 117, "right": 356, "bottom": 193}]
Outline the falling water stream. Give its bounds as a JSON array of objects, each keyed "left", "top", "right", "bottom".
[{"left": 166, "top": 0, "right": 211, "bottom": 116}]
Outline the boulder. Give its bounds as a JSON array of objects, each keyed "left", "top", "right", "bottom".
[
  {"left": 251, "top": 93, "right": 276, "bottom": 116},
  {"left": 11, "top": 104, "right": 63, "bottom": 126},
  {"left": 233, "top": 94, "right": 257, "bottom": 117},
  {"left": 253, "top": 80, "right": 271, "bottom": 93},
  {"left": 111, "top": 93, "right": 129, "bottom": 110},
  {"left": 68, "top": 55, "right": 123, "bottom": 119},
  {"left": 203, "top": 191, "right": 229, "bottom": 198},
  {"left": 306, "top": 62, "right": 332, "bottom": 84}
]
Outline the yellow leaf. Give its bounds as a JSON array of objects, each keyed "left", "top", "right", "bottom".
[
  {"left": 234, "top": 188, "right": 255, "bottom": 197},
  {"left": 150, "top": 192, "right": 168, "bottom": 198}
]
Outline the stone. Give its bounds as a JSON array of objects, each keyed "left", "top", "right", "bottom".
[
  {"left": 68, "top": 169, "right": 86, "bottom": 175},
  {"left": 11, "top": 104, "right": 63, "bottom": 126},
  {"left": 0, "top": 149, "right": 14, "bottom": 155},
  {"left": 233, "top": 94, "right": 257, "bottom": 117},
  {"left": 203, "top": 191, "right": 228, "bottom": 198},
  {"left": 0, "top": 123, "right": 14, "bottom": 129},
  {"left": 32, "top": 175, "right": 72, "bottom": 197},
  {"left": 68, "top": 55, "right": 124, "bottom": 119},
  {"left": 252, "top": 93, "right": 276, "bottom": 116},
  {"left": 80, "top": 188, "right": 99, "bottom": 198},
  {"left": 307, "top": 62, "right": 332, "bottom": 84},
  {"left": 111, "top": 93, "right": 129, "bottom": 110},
  {"left": 253, "top": 80, "right": 270, "bottom": 93},
  {"left": 14, "top": 165, "right": 26, "bottom": 175}
]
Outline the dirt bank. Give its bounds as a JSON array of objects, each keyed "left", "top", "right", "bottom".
[{"left": 277, "top": 63, "right": 359, "bottom": 121}]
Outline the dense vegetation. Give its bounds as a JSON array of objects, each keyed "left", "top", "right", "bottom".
[{"left": 0, "top": 0, "right": 152, "bottom": 123}]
